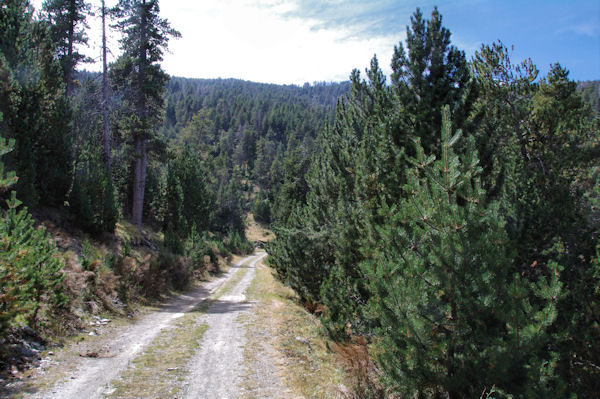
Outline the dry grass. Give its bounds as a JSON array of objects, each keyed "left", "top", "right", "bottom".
[
  {"left": 115, "top": 221, "right": 162, "bottom": 247},
  {"left": 107, "top": 314, "right": 208, "bottom": 398},
  {"left": 245, "top": 213, "right": 275, "bottom": 243},
  {"left": 213, "top": 263, "right": 250, "bottom": 300},
  {"left": 243, "top": 260, "right": 347, "bottom": 398},
  {"left": 329, "top": 339, "right": 388, "bottom": 399}
]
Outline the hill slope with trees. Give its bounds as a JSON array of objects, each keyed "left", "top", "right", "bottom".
[{"left": 0, "top": 0, "right": 344, "bottom": 372}]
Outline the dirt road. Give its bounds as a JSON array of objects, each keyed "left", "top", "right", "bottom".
[
  {"left": 181, "top": 253, "right": 266, "bottom": 398},
  {"left": 22, "top": 252, "right": 274, "bottom": 399}
]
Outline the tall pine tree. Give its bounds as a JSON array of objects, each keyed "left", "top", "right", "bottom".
[
  {"left": 0, "top": 0, "right": 72, "bottom": 206},
  {"left": 42, "top": 0, "right": 90, "bottom": 96},
  {"left": 111, "top": 0, "right": 179, "bottom": 230},
  {"left": 390, "top": 6, "right": 474, "bottom": 154}
]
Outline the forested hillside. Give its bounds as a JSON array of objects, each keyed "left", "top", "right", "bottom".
[
  {"left": 73, "top": 72, "right": 347, "bottom": 229},
  {"left": 159, "top": 78, "right": 348, "bottom": 224},
  {"left": 162, "top": 77, "right": 347, "bottom": 138}
]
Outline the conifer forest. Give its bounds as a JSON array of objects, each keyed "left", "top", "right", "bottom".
[{"left": 0, "top": 1, "right": 599, "bottom": 398}]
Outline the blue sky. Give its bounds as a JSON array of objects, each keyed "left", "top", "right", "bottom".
[
  {"left": 272, "top": 0, "right": 600, "bottom": 82},
  {"left": 32, "top": 0, "right": 600, "bottom": 84}
]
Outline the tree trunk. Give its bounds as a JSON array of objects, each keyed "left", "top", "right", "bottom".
[
  {"left": 65, "top": 0, "right": 76, "bottom": 96},
  {"left": 101, "top": 0, "right": 111, "bottom": 173},
  {"left": 131, "top": 0, "right": 148, "bottom": 231},
  {"left": 132, "top": 136, "right": 145, "bottom": 229}
]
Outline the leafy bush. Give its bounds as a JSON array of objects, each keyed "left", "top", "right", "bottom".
[
  {"left": 80, "top": 238, "right": 100, "bottom": 270},
  {"left": 144, "top": 251, "right": 193, "bottom": 295},
  {"left": 209, "top": 238, "right": 230, "bottom": 259},
  {"left": 185, "top": 226, "right": 215, "bottom": 268}
]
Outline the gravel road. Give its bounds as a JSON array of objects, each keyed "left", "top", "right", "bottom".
[
  {"left": 24, "top": 253, "right": 266, "bottom": 399},
  {"left": 181, "top": 252, "right": 267, "bottom": 398}
]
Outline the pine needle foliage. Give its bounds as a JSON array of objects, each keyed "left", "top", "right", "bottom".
[
  {"left": 69, "top": 154, "right": 118, "bottom": 234},
  {"left": 0, "top": 134, "right": 66, "bottom": 335},
  {"left": 362, "top": 107, "right": 563, "bottom": 398}
]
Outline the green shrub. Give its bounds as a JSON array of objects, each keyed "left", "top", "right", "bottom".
[
  {"left": 185, "top": 226, "right": 215, "bottom": 269},
  {"left": 0, "top": 192, "right": 66, "bottom": 334},
  {"left": 121, "top": 239, "right": 132, "bottom": 257},
  {"left": 211, "top": 239, "right": 231, "bottom": 258},
  {"left": 251, "top": 193, "right": 271, "bottom": 224},
  {"left": 0, "top": 134, "right": 66, "bottom": 334},
  {"left": 69, "top": 157, "right": 118, "bottom": 235},
  {"left": 227, "top": 230, "right": 254, "bottom": 255},
  {"left": 80, "top": 238, "right": 99, "bottom": 270},
  {"left": 164, "top": 224, "right": 184, "bottom": 255}
]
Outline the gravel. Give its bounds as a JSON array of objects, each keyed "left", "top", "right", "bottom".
[
  {"left": 22, "top": 254, "right": 261, "bottom": 399},
  {"left": 180, "top": 252, "right": 268, "bottom": 399}
]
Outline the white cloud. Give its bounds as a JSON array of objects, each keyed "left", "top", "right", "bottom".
[
  {"left": 564, "top": 22, "right": 600, "bottom": 37},
  {"left": 160, "top": 0, "right": 398, "bottom": 84},
  {"left": 32, "top": 0, "right": 400, "bottom": 84}
]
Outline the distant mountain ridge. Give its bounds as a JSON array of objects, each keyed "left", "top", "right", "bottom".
[{"left": 161, "top": 77, "right": 350, "bottom": 139}]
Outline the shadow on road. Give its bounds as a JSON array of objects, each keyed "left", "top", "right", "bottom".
[{"left": 195, "top": 299, "right": 256, "bottom": 315}]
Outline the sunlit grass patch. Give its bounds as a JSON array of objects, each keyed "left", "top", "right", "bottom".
[
  {"left": 245, "top": 213, "right": 275, "bottom": 243},
  {"left": 242, "top": 260, "right": 346, "bottom": 399}
]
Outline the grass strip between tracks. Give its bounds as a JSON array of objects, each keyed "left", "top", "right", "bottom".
[{"left": 107, "top": 256, "right": 254, "bottom": 398}]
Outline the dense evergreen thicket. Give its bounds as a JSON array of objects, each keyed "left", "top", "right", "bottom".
[
  {"left": 0, "top": 0, "right": 72, "bottom": 207},
  {"left": 0, "top": 130, "right": 66, "bottom": 338},
  {"left": 268, "top": 7, "right": 600, "bottom": 398}
]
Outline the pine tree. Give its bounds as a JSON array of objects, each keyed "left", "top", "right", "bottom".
[
  {"left": 0, "top": 1, "right": 41, "bottom": 204},
  {"left": 0, "top": 0, "right": 72, "bottom": 206},
  {"left": 363, "top": 107, "right": 563, "bottom": 398},
  {"left": 42, "top": 0, "right": 90, "bottom": 96},
  {"left": 162, "top": 163, "right": 184, "bottom": 253},
  {"left": 269, "top": 8, "right": 476, "bottom": 339},
  {"left": 101, "top": 0, "right": 111, "bottom": 172},
  {"left": 269, "top": 62, "right": 387, "bottom": 335},
  {"left": 111, "top": 0, "right": 179, "bottom": 230},
  {"left": 471, "top": 45, "right": 599, "bottom": 395},
  {"left": 68, "top": 73, "right": 119, "bottom": 234},
  {"left": 69, "top": 152, "right": 117, "bottom": 234},
  {"left": 0, "top": 116, "right": 18, "bottom": 190},
  {"left": 171, "top": 148, "right": 212, "bottom": 234},
  {"left": 390, "top": 7, "right": 474, "bottom": 154},
  {"left": 0, "top": 126, "right": 66, "bottom": 334}
]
